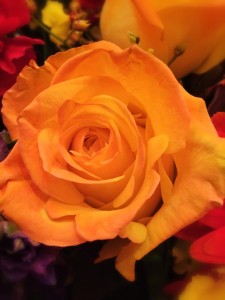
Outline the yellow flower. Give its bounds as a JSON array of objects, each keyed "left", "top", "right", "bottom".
[
  {"left": 179, "top": 270, "right": 225, "bottom": 300},
  {"left": 42, "top": 0, "right": 70, "bottom": 46}
]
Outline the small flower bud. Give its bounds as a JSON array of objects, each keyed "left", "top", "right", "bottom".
[{"left": 128, "top": 32, "right": 140, "bottom": 45}]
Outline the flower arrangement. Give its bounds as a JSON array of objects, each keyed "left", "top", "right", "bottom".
[{"left": 0, "top": 0, "right": 225, "bottom": 299}]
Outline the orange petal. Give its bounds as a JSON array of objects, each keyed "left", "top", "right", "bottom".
[
  {"left": 115, "top": 243, "right": 139, "bottom": 281},
  {"left": 1, "top": 41, "right": 121, "bottom": 140},
  {"left": 134, "top": 100, "right": 225, "bottom": 261},
  {"left": 0, "top": 145, "right": 84, "bottom": 246},
  {"left": 51, "top": 46, "right": 190, "bottom": 153},
  {"left": 2, "top": 60, "right": 53, "bottom": 140},
  {"left": 95, "top": 238, "right": 128, "bottom": 263}
]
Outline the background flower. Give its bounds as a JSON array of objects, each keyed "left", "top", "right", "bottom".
[
  {"left": 0, "top": 0, "right": 30, "bottom": 36},
  {"left": 0, "top": 232, "right": 58, "bottom": 284},
  {"left": 41, "top": 0, "right": 71, "bottom": 46},
  {"left": 0, "top": 36, "right": 43, "bottom": 97},
  {"left": 178, "top": 268, "right": 225, "bottom": 300},
  {"left": 100, "top": 0, "right": 225, "bottom": 78},
  {"left": 0, "top": 0, "right": 44, "bottom": 103}
]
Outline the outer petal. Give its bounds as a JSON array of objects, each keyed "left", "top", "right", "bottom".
[
  {"left": 134, "top": 96, "right": 225, "bottom": 260},
  {"left": 2, "top": 60, "right": 54, "bottom": 140},
  {"left": 0, "top": 145, "right": 84, "bottom": 246},
  {"left": 114, "top": 95, "right": 225, "bottom": 280}
]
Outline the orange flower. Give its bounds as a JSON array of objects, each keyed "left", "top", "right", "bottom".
[
  {"left": 1, "top": 41, "right": 225, "bottom": 280},
  {"left": 100, "top": 0, "right": 225, "bottom": 78}
]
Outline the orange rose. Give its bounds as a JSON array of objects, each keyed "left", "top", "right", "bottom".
[
  {"left": 100, "top": 0, "right": 225, "bottom": 78},
  {"left": 0, "top": 41, "right": 225, "bottom": 280}
]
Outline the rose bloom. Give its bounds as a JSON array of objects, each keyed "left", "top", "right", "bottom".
[
  {"left": 1, "top": 41, "right": 225, "bottom": 280},
  {"left": 100, "top": 0, "right": 225, "bottom": 78}
]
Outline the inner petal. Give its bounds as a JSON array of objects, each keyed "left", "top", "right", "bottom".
[
  {"left": 70, "top": 127, "right": 110, "bottom": 158},
  {"left": 83, "top": 134, "right": 99, "bottom": 154}
]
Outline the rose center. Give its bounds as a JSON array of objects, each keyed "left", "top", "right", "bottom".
[
  {"left": 70, "top": 127, "right": 110, "bottom": 158},
  {"left": 83, "top": 134, "right": 105, "bottom": 156}
]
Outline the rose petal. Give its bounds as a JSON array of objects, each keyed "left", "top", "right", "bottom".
[
  {"left": 2, "top": 61, "right": 53, "bottom": 140},
  {"left": 51, "top": 45, "right": 190, "bottom": 153},
  {"left": 0, "top": 145, "right": 84, "bottom": 246},
  {"left": 134, "top": 95, "right": 225, "bottom": 261}
]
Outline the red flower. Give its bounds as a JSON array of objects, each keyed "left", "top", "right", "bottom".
[
  {"left": 0, "top": 36, "right": 43, "bottom": 97},
  {"left": 211, "top": 111, "right": 225, "bottom": 138},
  {"left": 0, "top": 0, "right": 30, "bottom": 36},
  {"left": 78, "top": 0, "right": 105, "bottom": 23},
  {"left": 78, "top": 0, "right": 105, "bottom": 11}
]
